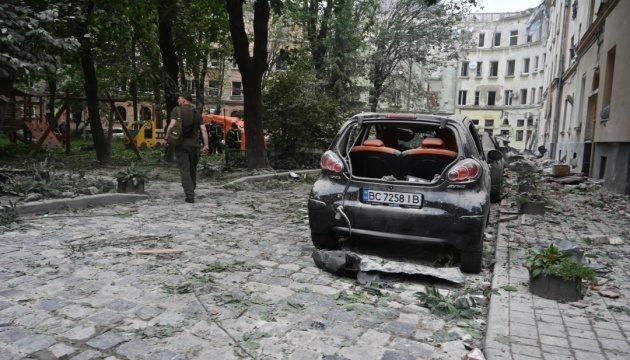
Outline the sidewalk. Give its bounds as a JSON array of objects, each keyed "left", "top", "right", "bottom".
[{"left": 485, "top": 185, "right": 630, "bottom": 360}]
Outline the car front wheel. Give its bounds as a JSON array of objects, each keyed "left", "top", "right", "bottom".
[
  {"left": 311, "top": 231, "right": 340, "bottom": 250},
  {"left": 459, "top": 249, "right": 483, "bottom": 273}
]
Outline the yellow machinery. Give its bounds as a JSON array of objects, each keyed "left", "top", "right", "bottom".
[
  {"left": 124, "top": 120, "right": 166, "bottom": 149},
  {"left": 123, "top": 106, "right": 166, "bottom": 149}
]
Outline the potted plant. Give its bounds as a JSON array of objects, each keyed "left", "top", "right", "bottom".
[
  {"left": 525, "top": 244, "right": 596, "bottom": 302},
  {"left": 515, "top": 193, "right": 547, "bottom": 215},
  {"left": 116, "top": 163, "right": 148, "bottom": 194},
  {"left": 516, "top": 169, "right": 547, "bottom": 215}
]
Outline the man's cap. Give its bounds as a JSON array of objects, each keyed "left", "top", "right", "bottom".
[{"left": 179, "top": 92, "right": 193, "bottom": 103}]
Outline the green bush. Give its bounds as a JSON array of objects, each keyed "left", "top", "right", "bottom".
[{"left": 262, "top": 66, "right": 344, "bottom": 162}]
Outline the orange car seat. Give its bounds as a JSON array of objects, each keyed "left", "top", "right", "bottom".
[
  {"left": 350, "top": 138, "right": 401, "bottom": 179},
  {"left": 400, "top": 138, "right": 458, "bottom": 180}
]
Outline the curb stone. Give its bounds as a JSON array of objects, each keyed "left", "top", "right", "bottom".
[
  {"left": 14, "top": 193, "right": 149, "bottom": 215},
  {"left": 221, "top": 169, "right": 321, "bottom": 186}
]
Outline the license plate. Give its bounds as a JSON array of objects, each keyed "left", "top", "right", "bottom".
[{"left": 362, "top": 189, "right": 423, "bottom": 207}]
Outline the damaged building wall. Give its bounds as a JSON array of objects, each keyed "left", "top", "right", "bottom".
[
  {"left": 542, "top": 0, "right": 630, "bottom": 195},
  {"left": 592, "top": 0, "right": 630, "bottom": 194},
  {"left": 592, "top": 143, "right": 630, "bottom": 195},
  {"left": 455, "top": 5, "right": 548, "bottom": 150}
]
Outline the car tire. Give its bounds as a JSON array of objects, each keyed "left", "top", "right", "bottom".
[
  {"left": 459, "top": 249, "right": 483, "bottom": 274},
  {"left": 311, "top": 231, "right": 341, "bottom": 250}
]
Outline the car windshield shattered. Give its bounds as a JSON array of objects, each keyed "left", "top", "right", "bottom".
[{"left": 309, "top": 113, "right": 499, "bottom": 273}]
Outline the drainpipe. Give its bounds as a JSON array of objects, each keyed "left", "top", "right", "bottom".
[{"left": 550, "top": 0, "right": 570, "bottom": 160}]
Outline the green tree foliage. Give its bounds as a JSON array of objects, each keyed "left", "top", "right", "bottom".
[
  {"left": 366, "top": 0, "right": 477, "bottom": 111},
  {"left": 286, "top": 0, "right": 378, "bottom": 113},
  {"left": 175, "top": 0, "right": 230, "bottom": 111},
  {"left": 0, "top": 1, "right": 78, "bottom": 131},
  {"left": 262, "top": 65, "right": 344, "bottom": 159}
]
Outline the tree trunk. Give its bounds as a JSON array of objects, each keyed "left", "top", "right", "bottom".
[
  {"left": 157, "top": 0, "right": 179, "bottom": 117},
  {"left": 0, "top": 76, "right": 14, "bottom": 133},
  {"left": 153, "top": 81, "right": 163, "bottom": 129},
  {"left": 307, "top": 0, "right": 334, "bottom": 78},
  {"left": 78, "top": 1, "right": 109, "bottom": 164},
  {"left": 131, "top": 33, "right": 138, "bottom": 122},
  {"left": 196, "top": 50, "right": 209, "bottom": 111},
  {"left": 226, "top": 0, "right": 270, "bottom": 170},
  {"left": 47, "top": 79, "right": 56, "bottom": 123},
  {"left": 370, "top": 62, "right": 384, "bottom": 112}
]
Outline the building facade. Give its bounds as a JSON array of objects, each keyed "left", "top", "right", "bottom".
[
  {"left": 455, "top": 5, "right": 549, "bottom": 150},
  {"left": 539, "top": 0, "right": 630, "bottom": 194}
]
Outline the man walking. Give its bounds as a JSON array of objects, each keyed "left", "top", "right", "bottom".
[{"left": 165, "top": 92, "right": 209, "bottom": 203}]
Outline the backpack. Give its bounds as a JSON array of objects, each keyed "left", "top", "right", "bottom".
[
  {"left": 167, "top": 107, "right": 183, "bottom": 146},
  {"left": 168, "top": 108, "right": 199, "bottom": 146}
]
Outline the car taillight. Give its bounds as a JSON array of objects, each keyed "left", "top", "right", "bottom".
[
  {"left": 447, "top": 159, "right": 481, "bottom": 182},
  {"left": 321, "top": 150, "right": 344, "bottom": 173}
]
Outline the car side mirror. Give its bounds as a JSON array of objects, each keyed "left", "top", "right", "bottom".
[{"left": 487, "top": 149, "right": 503, "bottom": 162}]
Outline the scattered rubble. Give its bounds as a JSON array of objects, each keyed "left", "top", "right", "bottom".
[
  {"left": 462, "top": 348, "right": 486, "bottom": 360},
  {"left": 598, "top": 288, "right": 621, "bottom": 299},
  {"left": 312, "top": 250, "right": 467, "bottom": 284}
]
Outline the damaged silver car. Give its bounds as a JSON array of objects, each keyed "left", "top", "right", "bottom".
[{"left": 307, "top": 113, "right": 502, "bottom": 273}]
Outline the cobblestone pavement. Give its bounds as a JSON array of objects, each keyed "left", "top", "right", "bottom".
[
  {"left": 0, "top": 177, "right": 490, "bottom": 360},
  {"left": 485, "top": 182, "right": 630, "bottom": 360}
]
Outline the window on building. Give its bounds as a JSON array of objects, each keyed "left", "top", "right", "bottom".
[
  {"left": 488, "top": 91, "right": 496, "bottom": 106},
  {"left": 507, "top": 60, "right": 515, "bottom": 76},
  {"left": 527, "top": 33, "right": 533, "bottom": 43},
  {"left": 520, "top": 89, "right": 527, "bottom": 105},
  {"left": 391, "top": 90, "right": 402, "bottom": 105},
  {"left": 516, "top": 130, "right": 524, "bottom": 141},
  {"left": 476, "top": 62, "right": 483, "bottom": 77},
  {"left": 541, "top": 53, "right": 546, "bottom": 70},
  {"left": 490, "top": 61, "right": 499, "bottom": 77},
  {"left": 474, "top": 91, "right": 480, "bottom": 105},
  {"left": 461, "top": 62, "right": 469, "bottom": 77},
  {"left": 472, "top": 119, "right": 480, "bottom": 125},
  {"left": 517, "top": 119, "right": 525, "bottom": 127},
  {"left": 494, "top": 32, "right": 501, "bottom": 46},
  {"left": 534, "top": 56, "right": 539, "bottom": 71},
  {"left": 523, "top": 58, "right": 530, "bottom": 74},
  {"left": 527, "top": 118, "right": 534, "bottom": 126},
  {"left": 478, "top": 34, "right": 485, "bottom": 47},
  {"left": 232, "top": 59, "right": 238, "bottom": 69},
  {"left": 484, "top": 120, "right": 494, "bottom": 127},
  {"left": 501, "top": 130, "right": 510, "bottom": 137},
  {"left": 526, "top": 130, "right": 533, "bottom": 141},
  {"left": 208, "top": 80, "right": 219, "bottom": 97},
  {"left": 603, "top": 46, "right": 616, "bottom": 110},
  {"left": 504, "top": 90, "right": 513, "bottom": 105},
  {"left": 458, "top": 90, "right": 467, "bottom": 105},
  {"left": 510, "top": 30, "right": 518, "bottom": 46},
  {"left": 232, "top": 81, "right": 242, "bottom": 96},
  {"left": 186, "top": 80, "right": 197, "bottom": 95},
  {"left": 209, "top": 53, "right": 220, "bottom": 68},
  {"left": 531, "top": 88, "right": 536, "bottom": 104},
  {"left": 538, "top": 86, "right": 543, "bottom": 103},
  {"left": 502, "top": 118, "right": 509, "bottom": 126}
]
